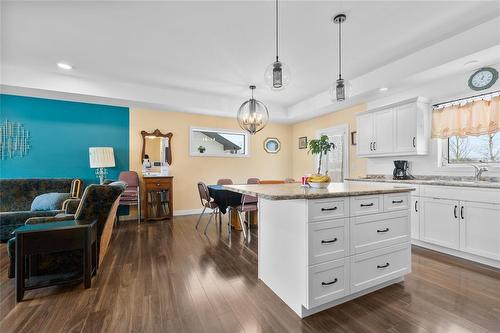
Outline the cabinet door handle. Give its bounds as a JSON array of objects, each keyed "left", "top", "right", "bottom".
[
  {"left": 373, "top": 142, "right": 376, "bottom": 150},
  {"left": 415, "top": 200, "right": 418, "bottom": 212},
  {"left": 454, "top": 205, "right": 457, "bottom": 219},
  {"left": 360, "top": 203, "right": 374, "bottom": 207},
  {"left": 321, "top": 238, "right": 338, "bottom": 244},
  {"left": 392, "top": 200, "right": 404, "bottom": 204},
  {"left": 377, "top": 228, "right": 389, "bottom": 233},
  {"left": 321, "top": 278, "right": 338, "bottom": 286},
  {"left": 461, "top": 206, "right": 464, "bottom": 220},
  {"left": 377, "top": 263, "right": 390, "bottom": 269},
  {"left": 321, "top": 207, "right": 338, "bottom": 211},
  {"left": 412, "top": 137, "right": 416, "bottom": 148},
  {"left": 370, "top": 142, "right": 373, "bottom": 151}
]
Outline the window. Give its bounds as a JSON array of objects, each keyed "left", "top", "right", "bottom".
[
  {"left": 447, "top": 132, "right": 500, "bottom": 164},
  {"left": 189, "top": 127, "right": 249, "bottom": 157}
]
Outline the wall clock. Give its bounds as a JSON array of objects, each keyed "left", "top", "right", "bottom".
[
  {"left": 264, "top": 137, "right": 281, "bottom": 153},
  {"left": 468, "top": 67, "right": 498, "bottom": 91}
]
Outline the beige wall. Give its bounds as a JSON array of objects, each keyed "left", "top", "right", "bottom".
[
  {"left": 130, "top": 108, "right": 293, "bottom": 212},
  {"left": 291, "top": 104, "right": 368, "bottom": 180}
]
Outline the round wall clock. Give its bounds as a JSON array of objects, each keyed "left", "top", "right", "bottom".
[
  {"left": 264, "top": 137, "right": 281, "bottom": 154},
  {"left": 468, "top": 67, "right": 498, "bottom": 91}
]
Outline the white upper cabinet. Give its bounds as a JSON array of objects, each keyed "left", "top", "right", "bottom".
[{"left": 357, "top": 97, "right": 429, "bottom": 157}]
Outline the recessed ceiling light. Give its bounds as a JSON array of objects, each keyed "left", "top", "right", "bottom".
[
  {"left": 379, "top": 87, "right": 388, "bottom": 92},
  {"left": 57, "top": 62, "right": 72, "bottom": 70}
]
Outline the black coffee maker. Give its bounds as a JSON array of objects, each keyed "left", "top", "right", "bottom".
[{"left": 393, "top": 160, "right": 411, "bottom": 180}]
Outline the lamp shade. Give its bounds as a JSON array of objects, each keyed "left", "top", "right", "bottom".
[{"left": 89, "top": 147, "right": 115, "bottom": 168}]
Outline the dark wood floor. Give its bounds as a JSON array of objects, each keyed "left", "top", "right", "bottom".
[{"left": 1, "top": 215, "right": 500, "bottom": 333}]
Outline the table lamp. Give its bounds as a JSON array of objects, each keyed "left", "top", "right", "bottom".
[{"left": 89, "top": 147, "right": 115, "bottom": 184}]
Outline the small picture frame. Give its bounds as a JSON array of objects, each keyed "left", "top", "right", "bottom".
[
  {"left": 264, "top": 137, "right": 281, "bottom": 153},
  {"left": 298, "top": 136, "right": 308, "bottom": 149},
  {"left": 351, "top": 131, "right": 357, "bottom": 146}
]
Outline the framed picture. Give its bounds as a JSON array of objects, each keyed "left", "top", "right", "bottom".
[
  {"left": 264, "top": 137, "right": 281, "bottom": 153},
  {"left": 298, "top": 136, "right": 308, "bottom": 149},
  {"left": 351, "top": 131, "right": 357, "bottom": 146}
]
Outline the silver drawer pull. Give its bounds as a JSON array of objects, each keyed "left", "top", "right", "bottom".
[
  {"left": 392, "top": 200, "right": 403, "bottom": 204},
  {"left": 321, "top": 207, "right": 338, "bottom": 211},
  {"left": 377, "top": 228, "right": 389, "bottom": 233},
  {"left": 360, "top": 203, "right": 374, "bottom": 207},
  {"left": 377, "top": 263, "right": 390, "bottom": 269},
  {"left": 321, "top": 278, "right": 338, "bottom": 286},
  {"left": 321, "top": 238, "right": 338, "bottom": 244}
]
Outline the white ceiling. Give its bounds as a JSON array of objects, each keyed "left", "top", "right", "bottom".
[{"left": 2, "top": 1, "right": 500, "bottom": 121}]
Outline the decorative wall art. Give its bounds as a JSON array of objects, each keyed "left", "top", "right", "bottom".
[
  {"left": 0, "top": 120, "right": 31, "bottom": 159},
  {"left": 298, "top": 136, "right": 308, "bottom": 149},
  {"left": 264, "top": 137, "right": 281, "bottom": 153}
]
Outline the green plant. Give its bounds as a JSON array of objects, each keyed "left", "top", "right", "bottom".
[{"left": 308, "top": 135, "right": 335, "bottom": 174}]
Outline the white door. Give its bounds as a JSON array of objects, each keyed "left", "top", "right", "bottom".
[
  {"left": 356, "top": 113, "right": 373, "bottom": 156},
  {"left": 460, "top": 201, "right": 500, "bottom": 261},
  {"left": 410, "top": 197, "right": 420, "bottom": 240},
  {"left": 372, "top": 109, "right": 394, "bottom": 154},
  {"left": 420, "top": 197, "right": 460, "bottom": 249},
  {"left": 394, "top": 103, "right": 417, "bottom": 153},
  {"left": 318, "top": 125, "right": 349, "bottom": 182}
]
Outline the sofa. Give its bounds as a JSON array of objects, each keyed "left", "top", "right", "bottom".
[{"left": 0, "top": 178, "right": 82, "bottom": 242}]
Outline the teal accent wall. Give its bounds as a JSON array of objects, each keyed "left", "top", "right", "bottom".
[{"left": 0, "top": 94, "right": 129, "bottom": 185}]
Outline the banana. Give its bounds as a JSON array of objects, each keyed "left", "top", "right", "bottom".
[{"left": 307, "top": 175, "right": 331, "bottom": 183}]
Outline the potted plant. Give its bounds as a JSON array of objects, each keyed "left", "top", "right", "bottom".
[
  {"left": 307, "top": 135, "right": 335, "bottom": 188},
  {"left": 198, "top": 145, "right": 206, "bottom": 153}
]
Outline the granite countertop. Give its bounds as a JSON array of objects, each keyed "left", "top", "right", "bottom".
[
  {"left": 224, "top": 183, "right": 413, "bottom": 200},
  {"left": 346, "top": 175, "right": 500, "bottom": 189}
]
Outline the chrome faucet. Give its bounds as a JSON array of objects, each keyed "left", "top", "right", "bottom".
[{"left": 472, "top": 164, "right": 488, "bottom": 181}]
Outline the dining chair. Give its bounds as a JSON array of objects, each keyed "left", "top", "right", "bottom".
[
  {"left": 247, "top": 178, "right": 260, "bottom": 184},
  {"left": 235, "top": 188, "right": 258, "bottom": 242},
  {"left": 195, "top": 182, "right": 220, "bottom": 234},
  {"left": 217, "top": 179, "right": 233, "bottom": 185},
  {"left": 118, "top": 171, "right": 141, "bottom": 223}
]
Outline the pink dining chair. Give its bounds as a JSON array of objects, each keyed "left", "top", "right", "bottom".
[
  {"left": 118, "top": 171, "right": 141, "bottom": 223},
  {"left": 196, "top": 182, "right": 220, "bottom": 234},
  {"left": 247, "top": 178, "right": 260, "bottom": 184},
  {"left": 234, "top": 179, "right": 259, "bottom": 241},
  {"left": 217, "top": 179, "right": 233, "bottom": 185}
]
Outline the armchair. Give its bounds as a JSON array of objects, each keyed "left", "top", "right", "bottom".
[{"left": 8, "top": 182, "right": 126, "bottom": 278}]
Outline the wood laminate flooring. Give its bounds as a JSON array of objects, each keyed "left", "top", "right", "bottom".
[{"left": 1, "top": 215, "right": 500, "bottom": 333}]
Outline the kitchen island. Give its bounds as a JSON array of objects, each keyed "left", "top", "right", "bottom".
[{"left": 225, "top": 182, "right": 413, "bottom": 318}]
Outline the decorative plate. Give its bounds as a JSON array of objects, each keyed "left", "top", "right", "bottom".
[{"left": 264, "top": 137, "right": 281, "bottom": 153}]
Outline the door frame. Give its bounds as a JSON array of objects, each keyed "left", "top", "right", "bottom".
[{"left": 316, "top": 124, "right": 350, "bottom": 180}]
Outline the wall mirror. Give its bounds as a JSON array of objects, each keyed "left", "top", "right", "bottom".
[
  {"left": 189, "top": 127, "right": 249, "bottom": 157},
  {"left": 141, "top": 129, "right": 173, "bottom": 167}
]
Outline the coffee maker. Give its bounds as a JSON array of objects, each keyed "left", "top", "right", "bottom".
[{"left": 393, "top": 160, "right": 411, "bottom": 180}]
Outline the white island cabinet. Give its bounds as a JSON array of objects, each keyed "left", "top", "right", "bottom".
[{"left": 225, "top": 183, "right": 412, "bottom": 318}]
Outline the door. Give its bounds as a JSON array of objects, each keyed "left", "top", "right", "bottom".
[
  {"left": 318, "top": 125, "right": 349, "bottom": 182},
  {"left": 356, "top": 113, "right": 373, "bottom": 156},
  {"left": 410, "top": 197, "right": 420, "bottom": 240},
  {"left": 420, "top": 197, "right": 460, "bottom": 249},
  {"left": 460, "top": 201, "right": 500, "bottom": 261},
  {"left": 394, "top": 103, "right": 417, "bottom": 153},
  {"left": 372, "top": 109, "right": 394, "bottom": 154}
]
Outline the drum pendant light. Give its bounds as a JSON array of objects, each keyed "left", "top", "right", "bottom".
[
  {"left": 237, "top": 85, "right": 269, "bottom": 135},
  {"left": 264, "top": 0, "right": 291, "bottom": 90},
  {"left": 329, "top": 14, "right": 351, "bottom": 102}
]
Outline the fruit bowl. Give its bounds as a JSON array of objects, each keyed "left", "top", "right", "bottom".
[{"left": 309, "top": 182, "right": 330, "bottom": 189}]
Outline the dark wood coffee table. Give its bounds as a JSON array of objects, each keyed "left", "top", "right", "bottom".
[{"left": 13, "top": 219, "right": 97, "bottom": 302}]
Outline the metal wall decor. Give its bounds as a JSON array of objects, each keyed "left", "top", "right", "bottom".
[{"left": 0, "top": 120, "right": 31, "bottom": 159}]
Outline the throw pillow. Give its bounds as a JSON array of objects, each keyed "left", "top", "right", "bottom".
[{"left": 31, "top": 192, "right": 70, "bottom": 211}]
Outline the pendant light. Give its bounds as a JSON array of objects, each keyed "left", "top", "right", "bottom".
[
  {"left": 237, "top": 85, "right": 269, "bottom": 135},
  {"left": 264, "top": 0, "right": 290, "bottom": 90},
  {"left": 329, "top": 13, "right": 351, "bottom": 102}
]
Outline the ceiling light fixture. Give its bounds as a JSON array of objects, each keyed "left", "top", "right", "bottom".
[
  {"left": 264, "top": 0, "right": 290, "bottom": 90},
  {"left": 379, "top": 87, "right": 389, "bottom": 92},
  {"left": 57, "top": 62, "right": 72, "bottom": 70},
  {"left": 237, "top": 85, "right": 269, "bottom": 135},
  {"left": 329, "top": 13, "right": 351, "bottom": 102}
]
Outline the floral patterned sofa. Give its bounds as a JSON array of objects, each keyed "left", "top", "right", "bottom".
[{"left": 0, "top": 178, "right": 82, "bottom": 242}]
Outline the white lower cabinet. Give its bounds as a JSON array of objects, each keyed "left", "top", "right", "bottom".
[
  {"left": 420, "top": 197, "right": 460, "bottom": 249},
  {"left": 306, "top": 258, "right": 349, "bottom": 309},
  {"left": 460, "top": 201, "right": 500, "bottom": 261}
]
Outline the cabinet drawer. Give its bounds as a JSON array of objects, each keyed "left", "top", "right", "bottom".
[
  {"left": 308, "top": 198, "right": 348, "bottom": 222},
  {"left": 421, "top": 185, "right": 500, "bottom": 205},
  {"left": 306, "top": 258, "right": 349, "bottom": 309},
  {"left": 384, "top": 193, "right": 409, "bottom": 212},
  {"left": 351, "top": 243, "right": 411, "bottom": 293},
  {"left": 308, "top": 219, "right": 349, "bottom": 265},
  {"left": 350, "top": 195, "right": 383, "bottom": 216},
  {"left": 351, "top": 211, "right": 409, "bottom": 254},
  {"left": 144, "top": 179, "right": 171, "bottom": 190}
]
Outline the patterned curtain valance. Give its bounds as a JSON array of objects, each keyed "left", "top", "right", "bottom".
[{"left": 431, "top": 96, "right": 500, "bottom": 139}]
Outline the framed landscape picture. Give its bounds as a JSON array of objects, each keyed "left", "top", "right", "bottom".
[{"left": 298, "top": 136, "right": 308, "bottom": 149}]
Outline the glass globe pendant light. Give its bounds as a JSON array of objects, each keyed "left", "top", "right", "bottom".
[
  {"left": 237, "top": 85, "right": 269, "bottom": 135},
  {"left": 329, "top": 13, "right": 351, "bottom": 102},
  {"left": 264, "top": 0, "right": 291, "bottom": 90}
]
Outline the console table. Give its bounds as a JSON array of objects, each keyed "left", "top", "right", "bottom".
[{"left": 143, "top": 176, "right": 173, "bottom": 220}]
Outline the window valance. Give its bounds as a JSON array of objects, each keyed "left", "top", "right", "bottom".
[{"left": 431, "top": 96, "right": 500, "bottom": 139}]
